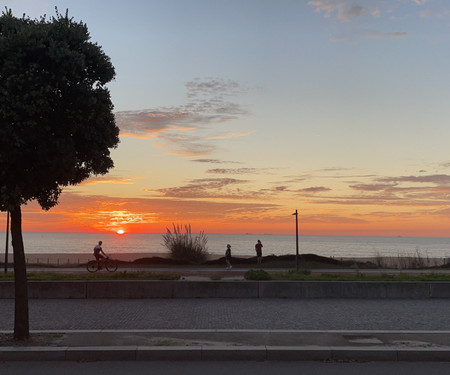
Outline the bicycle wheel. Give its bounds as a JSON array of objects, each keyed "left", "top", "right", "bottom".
[
  {"left": 86, "top": 260, "right": 99, "bottom": 273},
  {"left": 105, "top": 259, "right": 118, "bottom": 272}
]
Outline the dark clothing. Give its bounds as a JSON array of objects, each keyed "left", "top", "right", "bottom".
[
  {"left": 225, "top": 248, "right": 231, "bottom": 260},
  {"left": 94, "top": 244, "right": 104, "bottom": 261},
  {"left": 255, "top": 243, "right": 263, "bottom": 257}
]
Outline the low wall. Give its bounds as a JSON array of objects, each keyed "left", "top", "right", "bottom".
[{"left": 1, "top": 280, "right": 450, "bottom": 299}]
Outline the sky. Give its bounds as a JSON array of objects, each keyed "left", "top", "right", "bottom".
[{"left": 2, "top": 0, "right": 450, "bottom": 236}]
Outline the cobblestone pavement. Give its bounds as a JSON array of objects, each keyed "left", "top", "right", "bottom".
[{"left": 1, "top": 299, "right": 450, "bottom": 331}]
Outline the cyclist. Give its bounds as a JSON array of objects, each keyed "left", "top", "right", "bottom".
[{"left": 93, "top": 241, "right": 107, "bottom": 269}]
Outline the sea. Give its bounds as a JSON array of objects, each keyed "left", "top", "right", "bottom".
[{"left": 1, "top": 232, "right": 450, "bottom": 261}]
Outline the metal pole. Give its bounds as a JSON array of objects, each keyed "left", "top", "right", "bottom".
[
  {"left": 293, "top": 210, "right": 299, "bottom": 271},
  {"left": 4, "top": 211, "right": 9, "bottom": 273}
]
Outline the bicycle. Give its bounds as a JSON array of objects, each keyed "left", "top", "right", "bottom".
[{"left": 86, "top": 256, "right": 118, "bottom": 273}]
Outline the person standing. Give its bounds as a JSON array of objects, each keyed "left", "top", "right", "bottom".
[
  {"left": 225, "top": 244, "right": 232, "bottom": 270},
  {"left": 255, "top": 240, "right": 263, "bottom": 265}
]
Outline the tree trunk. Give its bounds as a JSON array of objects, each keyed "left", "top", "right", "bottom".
[{"left": 10, "top": 204, "right": 29, "bottom": 340}]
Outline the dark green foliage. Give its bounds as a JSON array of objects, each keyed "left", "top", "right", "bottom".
[
  {"left": 0, "top": 8, "right": 119, "bottom": 211},
  {"left": 162, "top": 224, "right": 208, "bottom": 264},
  {"left": 0, "top": 8, "right": 119, "bottom": 340},
  {"left": 244, "top": 269, "right": 272, "bottom": 280}
]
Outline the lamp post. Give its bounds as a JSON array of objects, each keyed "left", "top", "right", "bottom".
[
  {"left": 292, "top": 209, "right": 299, "bottom": 271},
  {"left": 4, "top": 211, "right": 9, "bottom": 273}
]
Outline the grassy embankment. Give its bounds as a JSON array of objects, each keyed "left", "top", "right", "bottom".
[{"left": 1, "top": 253, "right": 449, "bottom": 281}]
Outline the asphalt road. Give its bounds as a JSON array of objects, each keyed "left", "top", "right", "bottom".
[{"left": 1, "top": 298, "right": 450, "bottom": 331}]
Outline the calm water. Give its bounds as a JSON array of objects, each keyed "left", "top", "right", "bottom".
[{"left": 0, "top": 232, "right": 450, "bottom": 259}]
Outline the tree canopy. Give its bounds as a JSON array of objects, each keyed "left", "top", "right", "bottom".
[
  {"left": 0, "top": 8, "right": 120, "bottom": 340},
  {"left": 0, "top": 8, "right": 119, "bottom": 212}
]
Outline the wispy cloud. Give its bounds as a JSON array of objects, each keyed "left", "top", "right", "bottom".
[
  {"left": 147, "top": 178, "right": 260, "bottom": 200},
  {"left": 378, "top": 174, "right": 450, "bottom": 185},
  {"left": 115, "top": 77, "right": 250, "bottom": 157},
  {"left": 308, "top": 0, "right": 408, "bottom": 42},
  {"left": 79, "top": 176, "right": 137, "bottom": 186},
  {"left": 349, "top": 183, "right": 398, "bottom": 192},
  {"left": 205, "top": 132, "right": 251, "bottom": 140},
  {"left": 366, "top": 31, "right": 407, "bottom": 39},
  {"left": 206, "top": 168, "right": 274, "bottom": 175},
  {"left": 298, "top": 186, "right": 332, "bottom": 194},
  {"left": 20, "top": 192, "right": 280, "bottom": 232},
  {"left": 154, "top": 133, "right": 217, "bottom": 158},
  {"left": 191, "top": 159, "right": 241, "bottom": 164},
  {"left": 303, "top": 173, "right": 450, "bottom": 208},
  {"left": 301, "top": 213, "right": 368, "bottom": 224},
  {"left": 185, "top": 78, "right": 245, "bottom": 99},
  {"left": 308, "top": 0, "right": 380, "bottom": 22},
  {"left": 115, "top": 110, "right": 195, "bottom": 139},
  {"left": 419, "top": 7, "right": 450, "bottom": 19}
]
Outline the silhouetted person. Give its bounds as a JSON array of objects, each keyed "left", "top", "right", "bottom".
[
  {"left": 225, "top": 244, "right": 232, "bottom": 270},
  {"left": 94, "top": 241, "right": 107, "bottom": 269},
  {"left": 255, "top": 240, "right": 263, "bottom": 265}
]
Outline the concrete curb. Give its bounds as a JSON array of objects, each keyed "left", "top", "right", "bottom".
[
  {"left": 2, "top": 330, "right": 450, "bottom": 362},
  {"left": 1, "top": 345, "right": 450, "bottom": 362},
  {"left": 2, "top": 280, "right": 450, "bottom": 299}
]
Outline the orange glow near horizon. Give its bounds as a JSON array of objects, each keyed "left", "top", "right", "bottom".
[
  {"left": 3, "top": 195, "right": 450, "bottom": 238},
  {"left": 11, "top": 214, "right": 450, "bottom": 237}
]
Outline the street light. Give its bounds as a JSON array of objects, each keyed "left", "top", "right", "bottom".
[
  {"left": 292, "top": 209, "right": 299, "bottom": 271},
  {"left": 4, "top": 211, "right": 9, "bottom": 274}
]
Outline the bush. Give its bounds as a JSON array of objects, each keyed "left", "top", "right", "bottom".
[
  {"left": 162, "top": 224, "right": 208, "bottom": 264},
  {"left": 244, "top": 269, "right": 272, "bottom": 280}
]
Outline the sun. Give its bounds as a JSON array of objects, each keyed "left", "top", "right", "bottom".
[{"left": 116, "top": 229, "right": 125, "bottom": 235}]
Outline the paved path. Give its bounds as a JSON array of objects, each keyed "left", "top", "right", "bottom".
[
  {"left": 1, "top": 298, "right": 450, "bottom": 331},
  {"left": 21, "top": 265, "right": 450, "bottom": 277}
]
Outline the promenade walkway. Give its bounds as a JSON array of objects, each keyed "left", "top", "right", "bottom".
[
  {"left": 1, "top": 298, "right": 450, "bottom": 362},
  {"left": 2, "top": 265, "right": 450, "bottom": 362},
  {"left": 1, "top": 298, "right": 450, "bottom": 331}
]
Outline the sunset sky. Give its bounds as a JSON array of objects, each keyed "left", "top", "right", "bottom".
[{"left": 3, "top": 0, "right": 450, "bottom": 236}]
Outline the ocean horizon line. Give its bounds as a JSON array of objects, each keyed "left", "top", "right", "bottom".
[{"left": 10, "top": 231, "right": 450, "bottom": 240}]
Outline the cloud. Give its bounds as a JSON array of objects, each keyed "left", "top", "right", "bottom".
[
  {"left": 205, "top": 132, "right": 251, "bottom": 140},
  {"left": 366, "top": 31, "right": 407, "bottom": 39},
  {"left": 20, "top": 192, "right": 280, "bottom": 232},
  {"left": 147, "top": 178, "right": 254, "bottom": 199},
  {"left": 308, "top": 0, "right": 380, "bottom": 22},
  {"left": 145, "top": 177, "right": 279, "bottom": 201},
  {"left": 304, "top": 173, "right": 450, "bottom": 208},
  {"left": 301, "top": 213, "right": 368, "bottom": 224},
  {"left": 419, "top": 7, "right": 450, "bottom": 19},
  {"left": 298, "top": 186, "right": 332, "bottom": 193},
  {"left": 206, "top": 168, "right": 273, "bottom": 175},
  {"left": 350, "top": 183, "right": 397, "bottom": 191},
  {"left": 115, "top": 110, "right": 195, "bottom": 139},
  {"left": 413, "top": 0, "right": 429, "bottom": 5},
  {"left": 191, "top": 159, "right": 241, "bottom": 164},
  {"left": 185, "top": 78, "right": 244, "bottom": 99},
  {"left": 115, "top": 78, "right": 250, "bottom": 157},
  {"left": 155, "top": 133, "right": 217, "bottom": 157},
  {"left": 378, "top": 174, "right": 450, "bottom": 185},
  {"left": 308, "top": 1, "right": 409, "bottom": 42},
  {"left": 79, "top": 175, "right": 137, "bottom": 186}
]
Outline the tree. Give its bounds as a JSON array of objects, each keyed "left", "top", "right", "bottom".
[{"left": 0, "top": 9, "right": 120, "bottom": 339}]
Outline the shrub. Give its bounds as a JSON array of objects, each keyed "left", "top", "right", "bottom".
[
  {"left": 244, "top": 269, "right": 272, "bottom": 280},
  {"left": 162, "top": 224, "right": 208, "bottom": 264}
]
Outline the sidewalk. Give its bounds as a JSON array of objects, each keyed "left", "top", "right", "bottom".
[{"left": 1, "top": 330, "right": 450, "bottom": 362}]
